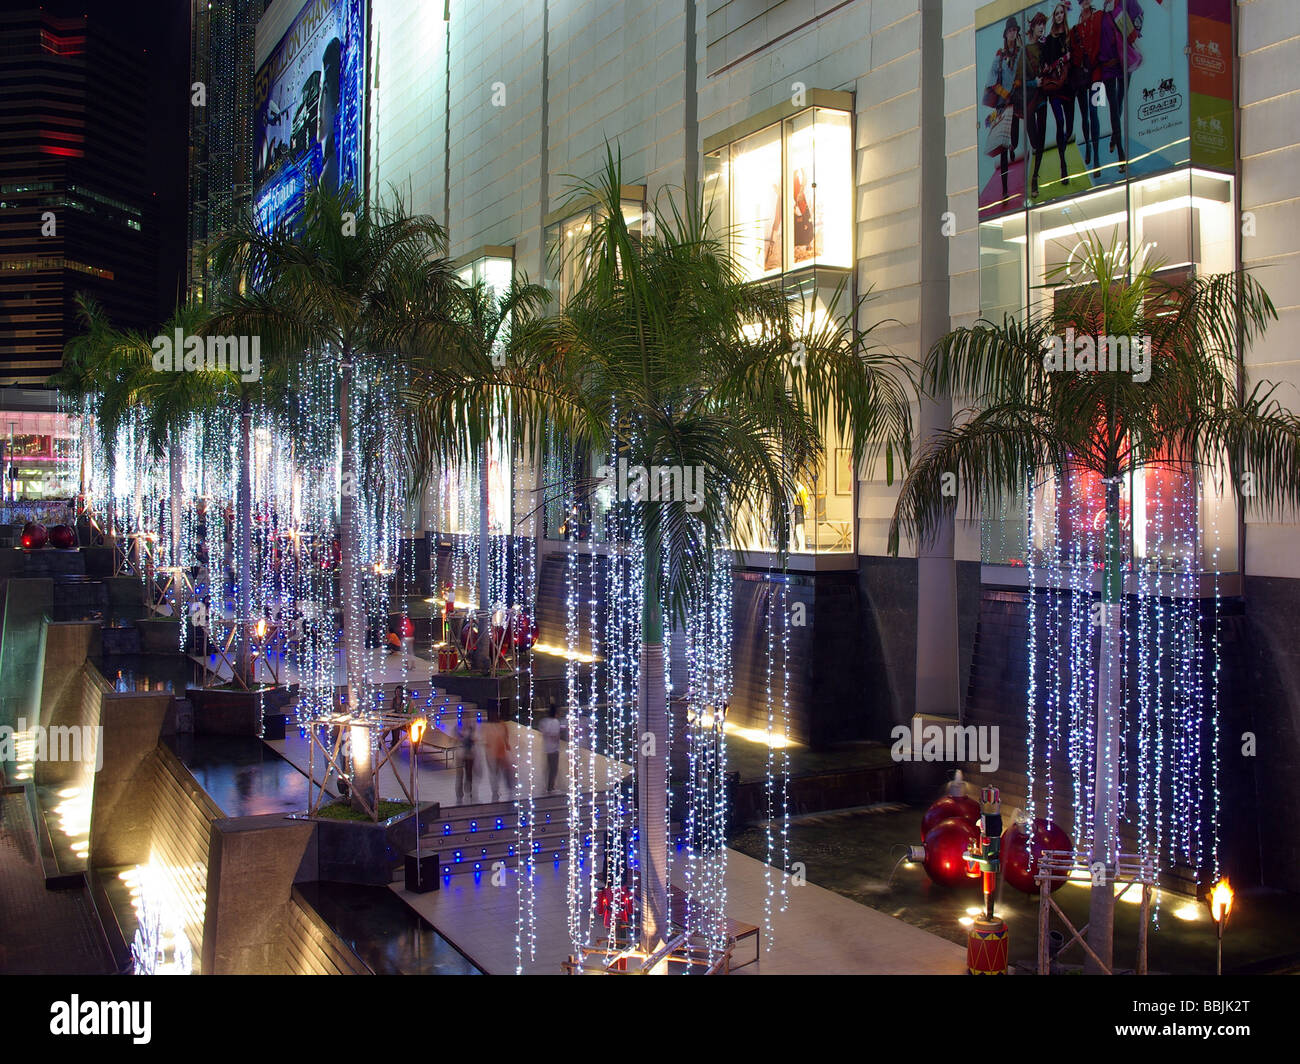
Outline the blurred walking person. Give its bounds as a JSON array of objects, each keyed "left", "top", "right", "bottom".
[
  {"left": 541, "top": 703, "right": 563, "bottom": 793},
  {"left": 455, "top": 716, "right": 476, "bottom": 804},
  {"left": 483, "top": 712, "right": 515, "bottom": 801}
]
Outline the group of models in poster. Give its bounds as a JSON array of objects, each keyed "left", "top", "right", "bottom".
[{"left": 984, "top": 0, "right": 1145, "bottom": 202}]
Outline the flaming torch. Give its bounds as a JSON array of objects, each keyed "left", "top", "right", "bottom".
[{"left": 1207, "top": 877, "right": 1233, "bottom": 975}]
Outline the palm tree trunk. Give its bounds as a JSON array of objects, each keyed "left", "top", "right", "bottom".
[
  {"left": 474, "top": 444, "right": 491, "bottom": 672},
  {"left": 169, "top": 428, "right": 183, "bottom": 569},
  {"left": 638, "top": 526, "right": 669, "bottom": 959},
  {"left": 235, "top": 396, "right": 253, "bottom": 687},
  {"left": 339, "top": 357, "right": 373, "bottom": 813},
  {"left": 78, "top": 407, "right": 90, "bottom": 501},
  {"left": 1086, "top": 478, "right": 1123, "bottom": 973}
]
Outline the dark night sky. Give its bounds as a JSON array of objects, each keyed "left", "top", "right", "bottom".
[{"left": 4, "top": 0, "right": 192, "bottom": 316}]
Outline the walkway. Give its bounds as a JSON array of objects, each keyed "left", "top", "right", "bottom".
[
  {"left": 267, "top": 719, "right": 629, "bottom": 811},
  {"left": 391, "top": 846, "right": 967, "bottom": 975},
  {"left": 0, "top": 792, "right": 112, "bottom": 975}
]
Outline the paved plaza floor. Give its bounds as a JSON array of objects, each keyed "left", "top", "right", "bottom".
[
  {"left": 391, "top": 844, "right": 967, "bottom": 975},
  {"left": 0, "top": 792, "right": 112, "bottom": 975}
]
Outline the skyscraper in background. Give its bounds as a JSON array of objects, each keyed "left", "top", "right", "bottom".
[
  {"left": 188, "top": 0, "right": 271, "bottom": 303},
  {"left": 0, "top": 0, "right": 185, "bottom": 497}
]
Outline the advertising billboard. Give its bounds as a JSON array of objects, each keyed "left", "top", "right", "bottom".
[
  {"left": 253, "top": 0, "right": 366, "bottom": 231},
  {"left": 975, "top": 0, "right": 1233, "bottom": 222}
]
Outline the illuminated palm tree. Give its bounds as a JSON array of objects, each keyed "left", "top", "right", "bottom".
[
  {"left": 889, "top": 236, "right": 1300, "bottom": 970},
  {"left": 449, "top": 149, "right": 912, "bottom": 954},
  {"left": 407, "top": 276, "right": 554, "bottom": 672},
  {"left": 207, "top": 183, "right": 460, "bottom": 811}
]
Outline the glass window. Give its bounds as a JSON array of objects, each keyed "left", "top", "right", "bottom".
[
  {"left": 707, "top": 104, "right": 855, "bottom": 554},
  {"left": 729, "top": 269, "right": 855, "bottom": 556},
  {"left": 426, "top": 254, "right": 516, "bottom": 536},
  {"left": 541, "top": 197, "right": 645, "bottom": 542},
  {"left": 545, "top": 197, "right": 645, "bottom": 308},
  {"left": 979, "top": 170, "right": 1240, "bottom": 576},
  {"left": 730, "top": 123, "right": 784, "bottom": 281},
  {"left": 545, "top": 210, "right": 593, "bottom": 308},
  {"left": 784, "top": 107, "right": 852, "bottom": 271},
  {"left": 703, "top": 146, "right": 729, "bottom": 245},
  {"left": 713, "top": 106, "right": 852, "bottom": 282}
]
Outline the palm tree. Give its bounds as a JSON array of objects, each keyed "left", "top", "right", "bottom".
[
  {"left": 452, "top": 150, "right": 913, "bottom": 955},
  {"left": 51, "top": 295, "right": 116, "bottom": 509},
  {"left": 113, "top": 304, "right": 223, "bottom": 572},
  {"left": 207, "top": 183, "right": 461, "bottom": 813},
  {"left": 55, "top": 299, "right": 208, "bottom": 568},
  {"left": 889, "top": 236, "right": 1300, "bottom": 971},
  {"left": 409, "top": 276, "right": 554, "bottom": 671}
]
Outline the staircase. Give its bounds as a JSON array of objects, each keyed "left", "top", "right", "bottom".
[{"left": 414, "top": 790, "right": 613, "bottom": 881}]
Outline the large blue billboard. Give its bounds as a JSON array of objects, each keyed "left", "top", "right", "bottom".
[{"left": 253, "top": 0, "right": 366, "bottom": 231}]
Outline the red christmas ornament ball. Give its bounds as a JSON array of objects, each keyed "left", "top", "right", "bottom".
[
  {"left": 513, "top": 613, "right": 538, "bottom": 650},
  {"left": 1001, "top": 818, "right": 1072, "bottom": 894},
  {"left": 458, "top": 619, "right": 478, "bottom": 654},
  {"left": 921, "top": 793, "right": 981, "bottom": 838},
  {"left": 922, "top": 817, "right": 981, "bottom": 888},
  {"left": 48, "top": 524, "right": 76, "bottom": 550},
  {"left": 21, "top": 522, "right": 48, "bottom": 550}
]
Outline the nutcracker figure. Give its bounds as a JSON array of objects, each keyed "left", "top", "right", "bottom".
[{"left": 963, "top": 785, "right": 1008, "bottom": 974}]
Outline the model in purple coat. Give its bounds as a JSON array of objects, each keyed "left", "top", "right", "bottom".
[{"left": 1098, "top": 0, "right": 1143, "bottom": 174}]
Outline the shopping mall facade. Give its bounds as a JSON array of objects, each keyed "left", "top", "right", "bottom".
[{"left": 246, "top": 0, "right": 1299, "bottom": 889}]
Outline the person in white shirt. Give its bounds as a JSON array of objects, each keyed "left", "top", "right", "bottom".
[{"left": 540, "top": 704, "right": 563, "bottom": 793}]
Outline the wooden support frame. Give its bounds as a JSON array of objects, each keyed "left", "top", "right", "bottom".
[
  {"left": 148, "top": 565, "right": 193, "bottom": 618},
  {"left": 194, "top": 618, "right": 285, "bottom": 690},
  {"left": 1035, "top": 849, "right": 1157, "bottom": 975},
  {"left": 304, "top": 709, "right": 425, "bottom": 821}
]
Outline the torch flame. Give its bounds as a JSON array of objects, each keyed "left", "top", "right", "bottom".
[
  {"left": 1208, "top": 878, "right": 1233, "bottom": 924},
  {"left": 409, "top": 718, "right": 427, "bottom": 745},
  {"left": 255, "top": 619, "right": 266, "bottom": 639}
]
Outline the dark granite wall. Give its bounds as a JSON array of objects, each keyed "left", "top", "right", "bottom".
[
  {"left": 854, "top": 557, "right": 981, "bottom": 737},
  {"left": 961, "top": 582, "right": 1298, "bottom": 893},
  {"left": 527, "top": 551, "right": 986, "bottom": 751},
  {"left": 1240, "top": 575, "right": 1300, "bottom": 891}
]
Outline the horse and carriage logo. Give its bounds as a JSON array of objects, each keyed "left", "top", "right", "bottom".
[{"left": 1191, "top": 37, "right": 1227, "bottom": 76}]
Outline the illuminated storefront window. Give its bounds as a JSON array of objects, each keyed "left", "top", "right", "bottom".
[
  {"left": 542, "top": 192, "right": 646, "bottom": 542},
  {"left": 425, "top": 251, "right": 515, "bottom": 537},
  {"left": 0, "top": 411, "right": 80, "bottom": 505},
  {"left": 971, "top": 0, "right": 1238, "bottom": 579},
  {"left": 978, "top": 170, "right": 1239, "bottom": 576},
  {"left": 705, "top": 97, "right": 855, "bottom": 555},
  {"left": 704, "top": 104, "right": 852, "bottom": 283},
  {"left": 544, "top": 193, "right": 646, "bottom": 308}
]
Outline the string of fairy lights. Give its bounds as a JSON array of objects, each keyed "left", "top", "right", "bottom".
[
  {"left": 74, "top": 320, "right": 800, "bottom": 978},
  {"left": 1022, "top": 461, "right": 1222, "bottom": 897}
]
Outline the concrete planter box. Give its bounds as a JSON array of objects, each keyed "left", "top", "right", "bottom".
[
  {"left": 299, "top": 803, "right": 441, "bottom": 886},
  {"left": 134, "top": 616, "right": 183, "bottom": 653},
  {"left": 189, "top": 684, "right": 295, "bottom": 736}
]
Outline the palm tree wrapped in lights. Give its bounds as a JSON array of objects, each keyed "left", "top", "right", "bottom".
[
  {"left": 889, "top": 236, "right": 1300, "bottom": 971},
  {"left": 446, "top": 149, "right": 913, "bottom": 957},
  {"left": 207, "top": 183, "right": 461, "bottom": 812},
  {"left": 408, "top": 275, "right": 556, "bottom": 673}
]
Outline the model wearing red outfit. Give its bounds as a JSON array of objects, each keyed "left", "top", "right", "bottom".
[{"left": 1070, "top": 0, "right": 1102, "bottom": 171}]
